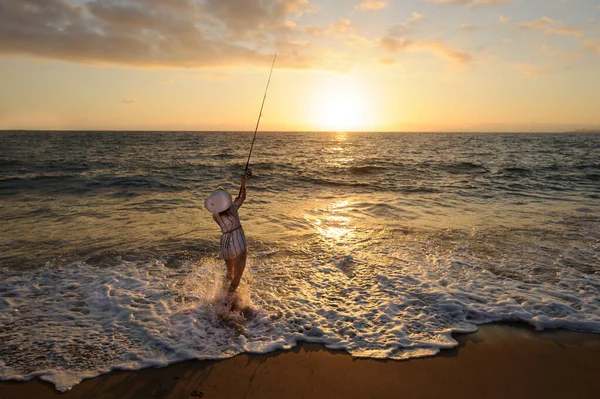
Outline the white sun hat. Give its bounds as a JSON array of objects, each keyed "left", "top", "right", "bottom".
[{"left": 204, "top": 190, "right": 233, "bottom": 213}]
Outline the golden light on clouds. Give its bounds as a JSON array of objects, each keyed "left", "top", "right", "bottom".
[
  {"left": 519, "top": 17, "right": 585, "bottom": 37},
  {"left": 0, "top": 0, "right": 599, "bottom": 131},
  {"left": 355, "top": 0, "right": 388, "bottom": 12}
]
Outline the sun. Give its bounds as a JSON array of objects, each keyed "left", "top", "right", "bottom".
[
  {"left": 310, "top": 76, "right": 372, "bottom": 131},
  {"left": 318, "top": 93, "right": 362, "bottom": 131}
]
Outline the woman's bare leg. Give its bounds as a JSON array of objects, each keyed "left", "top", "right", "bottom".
[
  {"left": 229, "top": 250, "right": 247, "bottom": 292},
  {"left": 225, "top": 259, "right": 234, "bottom": 282}
]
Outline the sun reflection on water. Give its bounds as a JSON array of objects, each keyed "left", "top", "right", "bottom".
[
  {"left": 309, "top": 200, "right": 355, "bottom": 243},
  {"left": 323, "top": 133, "right": 355, "bottom": 168},
  {"left": 314, "top": 216, "right": 353, "bottom": 241},
  {"left": 335, "top": 132, "right": 348, "bottom": 142}
]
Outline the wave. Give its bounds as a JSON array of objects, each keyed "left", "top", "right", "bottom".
[
  {"left": 295, "top": 175, "right": 373, "bottom": 189},
  {"left": 213, "top": 153, "right": 235, "bottom": 159},
  {"left": 1, "top": 237, "right": 599, "bottom": 392},
  {"left": 0, "top": 174, "right": 191, "bottom": 194},
  {"left": 0, "top": 159, "right": 21, "bottom": 167},
  {"left": 346, "top": 165, "right": 387, "bottom": 175},
  {"left": 105, "top": 175, "right": 188, "bottom": 191},
  {"left": 574, "top": 163, "right": 600, "bottom": 170},
  {"left": 502, "top": 167, "right": 531, "bottom": 174},
  {"left": 401, "top": 186, "right": 440, "bottom": 194},
  {"left": 585, "top": 174, "right": 600, "bottom": 181},
  {"left": 440, "top": 162, "right": 489, "bottom": 174}
]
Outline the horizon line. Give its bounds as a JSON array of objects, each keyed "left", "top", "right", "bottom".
[{"left": 1, "top": 129, "right": 600, "bottom": 134}]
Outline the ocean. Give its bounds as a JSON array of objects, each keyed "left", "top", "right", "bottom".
[{"left": 1, "top": 131, "right": 599, "bottom": 391}]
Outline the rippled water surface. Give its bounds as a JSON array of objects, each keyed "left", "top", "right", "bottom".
[{"left": 1, "top": 131, "right": 599, "bottom": 391}]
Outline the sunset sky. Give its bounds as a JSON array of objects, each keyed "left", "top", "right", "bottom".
[{"left": 1, "top": 0, "right": 599, "bottom": 132}]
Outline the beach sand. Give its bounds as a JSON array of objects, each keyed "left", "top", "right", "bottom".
[{"left": 1, "top": 323, "right": 599, "bottom": 399}]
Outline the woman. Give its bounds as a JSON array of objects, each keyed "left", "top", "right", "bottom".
[{"left": 204, "top": 175, "right": 247, "bottom": 292}]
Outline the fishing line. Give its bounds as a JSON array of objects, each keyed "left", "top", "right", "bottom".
[{"left": 243, "top": 53, "right": 277, "bottom": 176}]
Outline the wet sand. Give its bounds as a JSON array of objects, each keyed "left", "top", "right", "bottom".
[{"left": 1, "top": 323, "right": 599, "bottom": 399}]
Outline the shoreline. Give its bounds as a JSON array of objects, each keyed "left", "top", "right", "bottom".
[{"left": 1, "top": 322, "right": 600, "bottom": 399}]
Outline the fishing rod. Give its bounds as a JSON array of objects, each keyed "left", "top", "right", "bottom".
[{"left": 243, "top": 53, "right": 277, "bottom": 176}]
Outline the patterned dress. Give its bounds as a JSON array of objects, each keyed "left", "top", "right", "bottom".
[{"left": 212, "top": 201, "right": 247, "bottom": 260}]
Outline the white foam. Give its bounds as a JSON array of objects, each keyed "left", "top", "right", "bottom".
[{"left": 1, "top": 230, "right": 600, "bottom": 392}]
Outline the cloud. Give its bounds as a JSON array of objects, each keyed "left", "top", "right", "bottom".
[
  {"left": 499, "top": 15, "right": 512, "bottom": 24},
  {"left": 380, "top": 37, "right": 472, "bottom": 64},
  {"left": 345, "top": 34, "right": 372, "bottom": 47},
  {"left": 512, "top": 63, "right": 559, "bottom": 77},
  {"left": 385, "top": 11, "right": 425, "bottom": 37},
  {"left": 538, "top": 44, "right": 583, "bottom": 60},
  {"left": 378, "top": 57, "right": 396, "bottom": 65},
  {"left": 307, "top": 17, "right": 355, "bottom": 37},
  {"left": 519, "top": 17, "right": 584, "bottom": 37},
  {"left": 379, "top": 12, "right": 469, "bottom": 65},
  {"left": 121, "top": 99, "right": 136, "bottom": 104},
  {"left": 286, "top": 0, "right": 318, "bottom": 16},
  {"left": 427, "top": 0, "right": 510, "bottom": 6},
  {"left": 331, "top": 18, "right": 355, "bottom": 34},
  {"left": 584, "top": 40, "right": 600, "bottom": 53},
  {"left": 408, "top": 12, "right": 424, "bottom": 23},
  {"left": 306, "top": 26, "right": 327, "bottom": 37},
  {"left": 0, "top": 0, "right": 318, "bottom": 69},
  {"left": 272, "top": 39, "right": 322, "bottom": 69},
  {"left": 459, "top": 23, "right": 477, "bottom": 32},
  {"left": 201, "top": 0, "right": 312, "bottom": 37},
  {"left": 283, "top": 20, "right": 297, "bottom": 29},
  {"left": 355, "top": 0, "right": 388, "bottom": 12}
]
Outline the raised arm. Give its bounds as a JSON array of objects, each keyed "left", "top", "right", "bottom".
[{"left": 234, "top": 175, "right": 247, "bottom": 207}]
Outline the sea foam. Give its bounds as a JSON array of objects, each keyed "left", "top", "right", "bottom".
[{"left": 2, "top": 232, "right": 599, "bottom": 392}]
